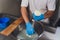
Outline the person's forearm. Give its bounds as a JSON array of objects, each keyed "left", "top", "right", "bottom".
[
  {"left": 44, "top": 10, "right": 54, "bottom": 19},
  {"left": 21, "top": 7, "right": 29, "bottom": 23}
]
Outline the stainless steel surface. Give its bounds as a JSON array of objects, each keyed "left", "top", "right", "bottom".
[
  {"left": 54, "top": 27, "right": 60, "bottom": 40},
  {"left": 17, "top": 23, "right": 56, "bottom": 40},
  {"left": 17, "top": 29, "right": 55, "bottom": 40},
  {"left": 38, "top": 31, "right": 55, "bottom": 40},
  {"left": 17, "top": 29, "right": 38, "bottom": 40}
]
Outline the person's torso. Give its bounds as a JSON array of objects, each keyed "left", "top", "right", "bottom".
[
  {"left": 28, "top": 0, "right": 48, "bottom": 14},
  {"left": 28, "top": 0, "right": 49, "bottom": 23}
]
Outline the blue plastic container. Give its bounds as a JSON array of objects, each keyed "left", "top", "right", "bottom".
[
  {"left": 0, "top": 17, "right": 10, "bottom": 31},
  {"left": 0, "top": 23, "right": 6, "bottom": 28},
  {"left": 0, "top": 17, "right": 10, "bottom": 23},
  {"left": 0, "top": 23, "right": 7, "bottom": 31}
]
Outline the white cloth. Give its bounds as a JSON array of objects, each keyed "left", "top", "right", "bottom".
[{"left": 21, "top": 0, "right": 56, "bottom": 23}]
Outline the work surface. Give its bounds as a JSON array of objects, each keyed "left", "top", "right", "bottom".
[
  {"left": 17, "top": 24, "right": 56, "bottom": 40},
  {"left": 17, "top": 30, "right": 55, "bottom": 40},
  {"left": 0, "top": 17, "right": 59, "bottom": 40}
]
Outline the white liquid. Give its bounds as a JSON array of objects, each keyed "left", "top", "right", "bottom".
[{"left": 34, "top": 10, "right": 41, "bottom": 16}]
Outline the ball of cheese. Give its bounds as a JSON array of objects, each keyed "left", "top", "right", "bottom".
[{"left": 34, "top": 10, "right": 41, "bottom": 16}]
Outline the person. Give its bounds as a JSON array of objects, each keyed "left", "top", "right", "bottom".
[{"left": 21, "top": 0, "right": 56, "bottom": 36}]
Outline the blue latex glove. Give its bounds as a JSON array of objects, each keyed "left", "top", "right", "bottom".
[
  {"left": 26, "top": 22, "right": 35, "bottom": 35},
  {"left": 33, "top": 13, "right": 44, "bottom": 21}
]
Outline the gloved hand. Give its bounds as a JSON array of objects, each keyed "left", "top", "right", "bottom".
[
  {"left": 33, "top": 10, "right": 44, "bottom": 21},
  {"left": 26, "top": 22, "right": 35, "bottom": 35}
]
